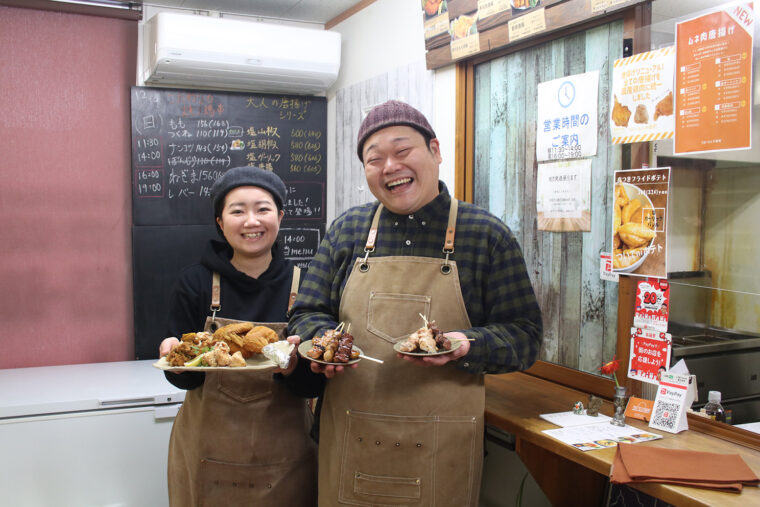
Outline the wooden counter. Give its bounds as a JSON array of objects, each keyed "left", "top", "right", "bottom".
[{"left": 485, "top": 372, "right": 760, "bottom": 507}]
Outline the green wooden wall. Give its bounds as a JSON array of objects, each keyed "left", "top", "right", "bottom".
[{"left": 473, "top": 21, "right": 624, "bottom": 374}]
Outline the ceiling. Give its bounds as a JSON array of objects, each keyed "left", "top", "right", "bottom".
[{"left": 143, "top": 0, "right": 363, "bottom": 24}]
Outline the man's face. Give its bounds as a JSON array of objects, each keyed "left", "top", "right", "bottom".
[{"left": 362, "top": 125, "right": 441, "bottom": 215}]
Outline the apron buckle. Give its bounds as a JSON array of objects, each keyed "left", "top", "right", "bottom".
[
  {"left": 359, "top": 247, "right": 374, "bottom": 272},
  {"left": 441, "top": 248, "right": 454, "bottom": 275}
]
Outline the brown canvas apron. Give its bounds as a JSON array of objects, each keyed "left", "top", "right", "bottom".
[
  {"left": 319, "top": 201, "right": 484, "bottom": 506},
  {"left": 168, "top": 268, "right": 317, "bottom": 507}
]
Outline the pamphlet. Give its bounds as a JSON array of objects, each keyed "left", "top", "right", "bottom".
[{"left": 542, "top": 420, "right": 662, "bottom": 452}]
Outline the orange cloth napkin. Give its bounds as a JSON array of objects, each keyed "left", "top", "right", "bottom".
[{"left": 611, "top": 443, "right": 760, "bottom": 493}]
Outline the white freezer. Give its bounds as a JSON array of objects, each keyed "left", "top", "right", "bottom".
[{"left": 0, "top": 360, "right": 185, "bottom": 507}]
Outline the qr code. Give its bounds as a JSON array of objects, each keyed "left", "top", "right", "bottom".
[{"left": 652, "top": 401, "right": 679, "bottom": 429}]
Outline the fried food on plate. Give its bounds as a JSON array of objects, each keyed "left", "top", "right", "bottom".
[{"left": 612, "top": 95, "right": 632, "bottom": 127}]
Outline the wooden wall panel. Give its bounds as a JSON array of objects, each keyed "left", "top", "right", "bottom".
[
  {"left": 333, "top": 61, "right": 435, "bottom": 217},
  {"left": 472, "top": 21, "right": 623, "bottom": 375}
]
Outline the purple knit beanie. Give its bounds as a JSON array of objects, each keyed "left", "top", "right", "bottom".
[{"left": 356, "top": 100, "right": 436, "bottom": 162}]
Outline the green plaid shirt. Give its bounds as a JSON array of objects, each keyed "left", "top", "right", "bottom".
[{"left": 289, "top": 182, "right": 542, "bottom": 374}]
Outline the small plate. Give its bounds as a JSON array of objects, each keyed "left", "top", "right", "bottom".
[
  {"left": 298, "top": 339, "right": 363, "bottom": 366},
  {"left": 393, "top": 338, "right": 462, "bottom": 356},
  {"left": 153, "top": 340, "right": 292, "bottom": 372}
]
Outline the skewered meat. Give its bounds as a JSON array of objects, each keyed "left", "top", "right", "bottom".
[
  {"left": 334, "top": 333, "right": 354, "bottom": 363},
  {"left": 398, "top": 318, "right": 451, "bottom": 353}
]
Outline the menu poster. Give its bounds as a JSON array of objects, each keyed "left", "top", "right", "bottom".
[
  {"left": 628, "top": 326, "right": 672, "bottom": 385},
  {"left": 423, "top": 0, "right": 450, "bottom": 39},
  {"left": 674, "top": 2, "right": 754, "bottom": 154},
  {"left": 536, "top": 159, "right": 592, "bottom": 231},
  {"left": 610, "top": 46, "right": 675, "bottom": 144},
  {"left": 536, "top": 71, "right": 599, "bottom": 162},
  {"left": 634, "top": 278, "right": 670, "bottom": 332},
  {"left": 611, "top": 167, "right": 670, "bottom": 278},
  {"left": 450, "top": 13, "right": 480, "bottom": 59}
]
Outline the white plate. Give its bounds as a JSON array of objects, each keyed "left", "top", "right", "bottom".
[
  {"left": 298, "top": 339, "right": 363, "bottom": 366},
  {"left": 393, "top": 337, "right": 462, "bottom": 356},
  {"left": 153, "top": 340, "right": 292, "bottom": 372}
]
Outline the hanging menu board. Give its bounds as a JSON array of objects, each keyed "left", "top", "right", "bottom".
[{"left": 130, "top": 86, "right": 326, "bottom": 359}]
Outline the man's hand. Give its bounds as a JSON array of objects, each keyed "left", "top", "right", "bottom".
[
  {"left": 310, "top": 359, "right": 359, "bottom": 378},
  {"left": 398, "top": 331, "right": 470, "bottom": 366},
  {"left": 159, "top": 337, "right": 179, "bottom": 358},
  {"left": 276, "top": 335, "right": 302, "bottom": 375}
]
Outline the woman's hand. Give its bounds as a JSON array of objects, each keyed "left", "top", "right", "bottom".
[
  {"left": 275, "top": 335, "right": 302, "bottom": 375},
  {"left": 159, "top": 337, "right": 179, "bottom": 357}
]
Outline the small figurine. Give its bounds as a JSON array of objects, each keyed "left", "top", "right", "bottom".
[
  {"left": 587, "top": 395, "right": 603, "bottom": 416},
  {"left": 573, "top": 401, "right": 584, "bottom": 415}
]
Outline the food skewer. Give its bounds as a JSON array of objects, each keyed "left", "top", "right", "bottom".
[{"left": 357, "top": 353, "right": 383, "bottom": 364}]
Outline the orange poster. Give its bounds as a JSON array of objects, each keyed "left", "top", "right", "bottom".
[{"left": 674, "top": 2, "right": 754, "bottom": 154}]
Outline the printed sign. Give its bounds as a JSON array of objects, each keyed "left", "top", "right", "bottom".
[
  {"left": 600, "top": 252, "right": 620, "bottom": 282},
  {"left": 450, "top": 14, "right": 480, "bottom": 59},
  {"left": 649, "top": 372, "right": 691, "bottom": 433},
  {"left": 536, "top": 71, "right": 599, "bottom": 161},
  {"left": 611, "top": 47, "right": 675, "bottom": 144},
  {"left": 634, "top": 278, "right": 670, "bottom": 332},
  {"left": 536, "top": 159, "right": 591, "bottom": 231},
  {"left": 478, "top": 0, "right": 510, "bottom": 19},
  {"left": 674, "top": 2, "right": 754, "bottom": 154},
  {"left": 628, "top": 326, "right": 672, "bottom": 385},
  {"left": 625, "top": 397, "right": 655, "bottom": 422},
  {"left": 611, "top": 167, "right": 670, "bottom": 278},
  {"left": 508, "top": 7, "right": 546, "bottom": 42}
]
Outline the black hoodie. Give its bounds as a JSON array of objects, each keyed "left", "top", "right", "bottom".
[{"left": 163, "top": 239, "right": 323, "bottom": 397}]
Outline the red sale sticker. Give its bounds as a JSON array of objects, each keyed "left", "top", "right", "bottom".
[{"left": 634, "top": 278, "right": 670, "bottom": 332}]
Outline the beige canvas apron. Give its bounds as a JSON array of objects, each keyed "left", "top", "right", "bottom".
[
  {"left": 319, "top": 201, "right": 485, "bottom": 507},
  {"left": 168, "top": 268, "right": 317, "bottom": 507}
]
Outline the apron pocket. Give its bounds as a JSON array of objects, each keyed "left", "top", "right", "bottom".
[
  {"left": 213, "top": 371, "right": 273, "bottom": 403},
  {"left": 354, "top": 472, "right": 420, "bottom": 500},
  {"left": 367, "top": 292, "right": 431, "bottom": 343},
  {"left": 199, "top": 455, "right": 316, "bottom": 507}
]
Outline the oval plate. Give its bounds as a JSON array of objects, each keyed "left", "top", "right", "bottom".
[
  {"left": 298, "top": 339, "right": 363, "bottom": 366},
  {"left": 393, "top": 338, "right": 462, "bottom": 356},
  {"left": 152, "top": 340, "right": 292, "bottom": 372}
]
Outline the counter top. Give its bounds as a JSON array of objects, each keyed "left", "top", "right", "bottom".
[{"left": 485, "top": 372, "right": 760, "bottom": 507}]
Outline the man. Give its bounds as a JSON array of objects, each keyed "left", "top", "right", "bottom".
[{"left": 289, "top": 100, "right": 542, "bottom": 506}]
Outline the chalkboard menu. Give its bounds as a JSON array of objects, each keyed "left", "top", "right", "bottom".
[{"left": 130, "top": 86, "right": 326, "bottom": 359}]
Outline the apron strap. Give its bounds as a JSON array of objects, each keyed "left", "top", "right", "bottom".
[
  {"left": 441, "top": 199, "right": 458, "bottom": 275},
  {"left": 288, "top": 265, "right": 301, "bottom": 313},
  {"left": 210, "top": 271, "right": 221, "bottom": 322},
  {"left": 359, "top": 204, "right": 384, "bottom": 271}
]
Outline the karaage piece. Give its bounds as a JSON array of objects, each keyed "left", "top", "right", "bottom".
[{"left": 612, "top": 95, "right": 632, "bottom": 127}]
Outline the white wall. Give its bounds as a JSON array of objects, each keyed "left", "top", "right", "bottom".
[{"left": 327, "top": 0, "right": 457, "bottom": 217}]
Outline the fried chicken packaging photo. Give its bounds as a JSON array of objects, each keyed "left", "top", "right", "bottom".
[{"left": 610, "top": 46, "right": 675, "bottom": 144}]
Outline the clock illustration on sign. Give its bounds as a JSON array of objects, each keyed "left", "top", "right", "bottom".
[{"left": 558, "top": 81, "right": 575, "bottom": 108}]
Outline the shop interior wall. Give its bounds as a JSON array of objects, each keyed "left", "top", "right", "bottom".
[
  {"left": 0, "top": 6, "right": 137, "bottom": 368},
  {"left": 472, "top": 22, "right": 623, "bottom": 374}
]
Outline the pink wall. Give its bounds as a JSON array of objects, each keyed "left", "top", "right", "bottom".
[{"left": 0, "top": 7, "right": 137, "bottom": 368}]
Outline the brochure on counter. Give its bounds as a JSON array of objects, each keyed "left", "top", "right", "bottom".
[{"left": 541, "top": 411, "right": 663, "bottom": 451}]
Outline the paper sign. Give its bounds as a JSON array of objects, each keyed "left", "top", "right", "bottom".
[
  {"left": 600, "top": 252, "right": 620, "bottom": 282},
  {"left": 674, "top": 2, "right": 754, "bottom": 154},
  {"left": 478, "top": 0, "right": 510, "bottom": 19},
  {"left": 536, "top": 159, "right": 591, "bottom": 231},
  {"left": 508, "top": 7, "right": 546, "bottom": 42},
  {"left": 591, "top": 0, "right": 629, "bottom": 13},
  {"left": 611, "top": 46, "right": 675, "bottom": 144},
  {"left": 649, "top": 372, "right": 691, "bottom": 433},
  {"left": 625, "top": 397, "right": 654, "bottom": 422},
  {"left": 424, "top": 11, "right": 450, "bottom": 39},
  {"left": 611, "top": 167, "right": 670, "bottom": 278},
  {"left": 543, "top": 422, "right": 662, "bottom": 452},
  {"left": 628, "top": 326, "right": 672, "bottom": 385},
  {"left": 536, "top": 71, "right": 599, "bottom": 161},
  {"left": 634, "top": 278, "right": 670, "bottom": 332}
]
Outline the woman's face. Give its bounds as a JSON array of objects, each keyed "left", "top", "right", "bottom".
[{"left": 216, "top": 186, "right": 283, "bottom": 259}]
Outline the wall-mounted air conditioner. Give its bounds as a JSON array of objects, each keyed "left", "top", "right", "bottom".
[{"left": 141, "top": 13, "right": 341, "bottom": 94}]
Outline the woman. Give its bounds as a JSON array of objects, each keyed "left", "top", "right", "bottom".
[{"left": 158, "top": 166, "right": 321, "bottom": 506}]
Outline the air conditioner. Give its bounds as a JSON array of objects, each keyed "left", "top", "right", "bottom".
[{"left": 141, "top": 13, "right": 341, "bottom": 94}]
